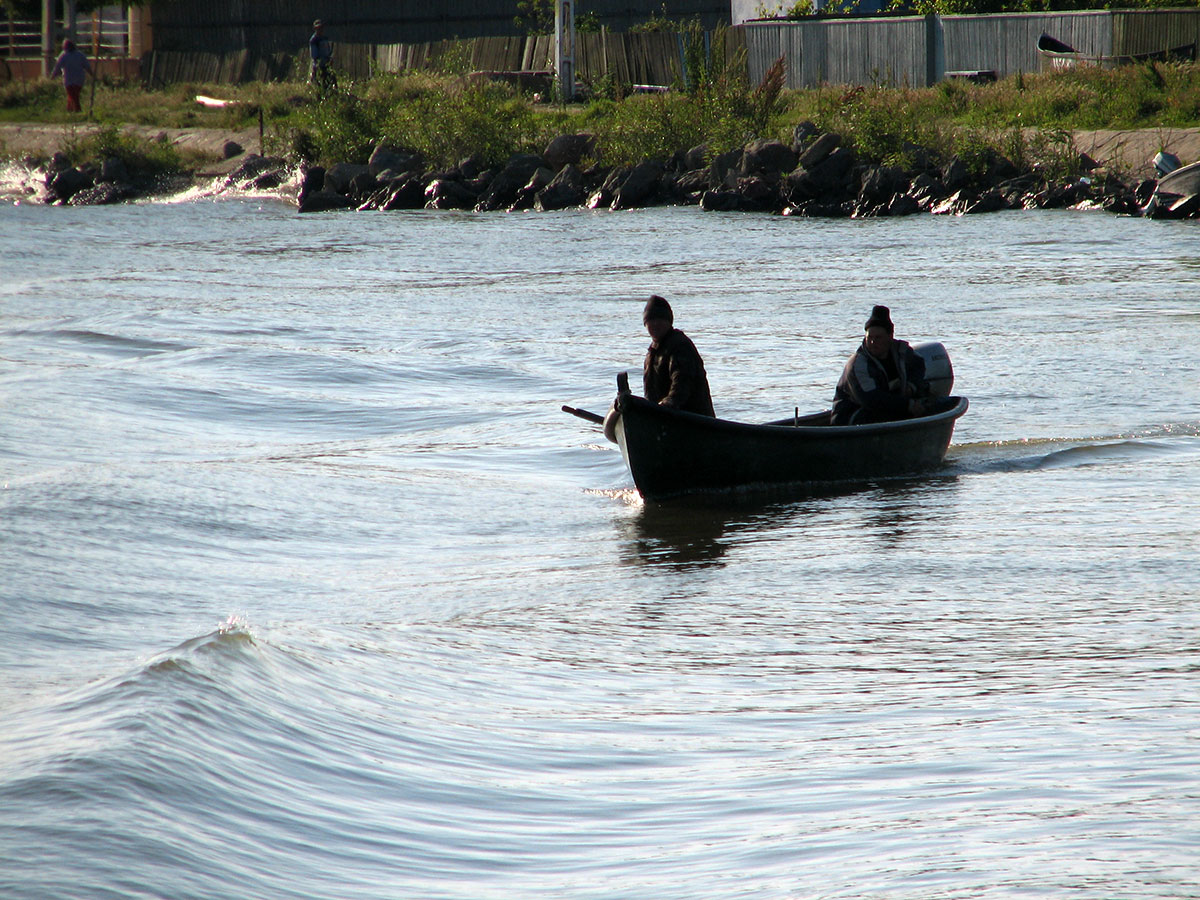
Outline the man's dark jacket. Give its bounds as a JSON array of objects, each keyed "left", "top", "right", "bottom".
[
  {"left": 831, "top": 338, "right": 926, "bottom": 425},
  {"left": 643, "top": 328, "right": 715, "bottom": 417}
]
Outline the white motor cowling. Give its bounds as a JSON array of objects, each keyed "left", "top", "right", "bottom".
[{"left": 913, "top": 341, "right": 954, "bottom": 397}]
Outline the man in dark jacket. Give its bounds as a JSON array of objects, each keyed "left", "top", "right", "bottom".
[
  {"left": 832, "top": 305, "right": 931, "bottom": 425},
  {"left": 641, "top": 295, "right": 715, "bottom": 417}
]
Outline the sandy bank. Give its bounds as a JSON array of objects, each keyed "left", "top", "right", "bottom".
[{"left": 0, "top": 122, "right": 266, "bottom": 176}]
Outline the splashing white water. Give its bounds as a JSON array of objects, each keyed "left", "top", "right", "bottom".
[
  {"left": 1, "top": 157, "right": 302, "bottom": 206},
  {"left": 156, "top": 164, "right": 303, "bottom": 206},
  {"left": 0, "top": 159, "right": 46, "bottom": 204}
]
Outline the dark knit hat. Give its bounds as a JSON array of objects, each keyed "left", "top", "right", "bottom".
[
  {"left": 643, "top": 294, "right": 673, "bottom": 325},
  {"left": 865, "top": 304, "right": 894, "bottom": 333}
]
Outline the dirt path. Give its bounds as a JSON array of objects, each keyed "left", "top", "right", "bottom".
[
  {"left": 3, "top": 121, "right": 1199, "bottom": 178},
  {"left": 1073, "top": 127, "right": 1200, "bottom": 177},
  {"left": 0, "top": 122, "right": 265, "bottom": 169}
]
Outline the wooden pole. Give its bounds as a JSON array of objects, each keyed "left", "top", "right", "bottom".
[
  {"left": 41, "top": 0, "right": 54, "bottom": 77},
  {"left": 554, "top": 0, "right": 575, "bottom": 103}
]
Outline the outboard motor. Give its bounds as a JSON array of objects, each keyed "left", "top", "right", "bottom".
[
  {"left": 913, "top": 341, "right": 954, "bottom": 397},
  {"left": 1155, "top": 150, "right": 1182, "bottom": 177}
]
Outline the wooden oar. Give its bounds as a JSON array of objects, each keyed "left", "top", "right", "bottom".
[{"left": 561, "top": 405, "right": 604, "bottom": 425}]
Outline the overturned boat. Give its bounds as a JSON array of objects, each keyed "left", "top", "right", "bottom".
[
  {"left": 567, "top": 342, "right": 968, "bottom": 502},
  {"left": 1036, "top": 32, "right": 1196, "bottom": 70}
]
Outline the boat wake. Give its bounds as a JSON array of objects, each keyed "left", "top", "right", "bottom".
[{"left": 950, "top": 424, "right": 1200, "bottom": 474}]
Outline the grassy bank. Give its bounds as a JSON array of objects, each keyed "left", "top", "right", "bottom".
[{"left": 4, "top": 60, "right": 1200, "bottom": 178}]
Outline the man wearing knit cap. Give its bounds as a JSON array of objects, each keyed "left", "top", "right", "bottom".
[
  {"left": 831, "top": 305, "right": 930, "bottom": 425},
  {"left": 641, "top": 295, "right": 715, "bottom": 417}
]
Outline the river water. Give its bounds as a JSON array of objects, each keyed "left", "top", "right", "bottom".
[{"left": 2, "top": 189, "right": 1199, "bottom": 899}]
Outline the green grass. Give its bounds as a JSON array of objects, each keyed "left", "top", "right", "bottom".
[{"left": 4, "top": 61, "right": 1199, "bottom": 176}]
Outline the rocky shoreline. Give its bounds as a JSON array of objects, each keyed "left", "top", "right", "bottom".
[
  {"left": 293, "top": 124, "right": 1200, "bottom": 220},
  {"left": 7, "top": 121, "right": 1199, "bottom": 219}
]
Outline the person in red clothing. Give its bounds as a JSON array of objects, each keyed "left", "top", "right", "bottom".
[
  {"left": 51, "top": 39, "right": 92, "bottom": 113},
  {"left": 641, "top": 295, "right": 715, "bottom": 417}
]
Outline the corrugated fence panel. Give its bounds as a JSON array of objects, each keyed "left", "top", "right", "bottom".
[
  {"left": 748, "top": 10, "right": 1196, "bottom": 86},
  {"left": 1112, "top": 9, "right": 1200, "bottom": 56},
  {"left": 745, "top": 18, "right": 926, "bottom": 88},
  {"left": 942, "top": 12, "right": 1114, "bottom": 75}
]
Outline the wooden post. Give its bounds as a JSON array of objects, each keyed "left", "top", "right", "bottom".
[
  {"left": 554, "top": 0, "right": 574, "bottom": 102},
  {"left": 925, "top": 13, "right": 944, "bottom": 87},
  {"left": 128, "top": 2, "right": 151, "bottom": 57},
  {"left": 42, "top": 0, "right": 55, "bottom": 76}
]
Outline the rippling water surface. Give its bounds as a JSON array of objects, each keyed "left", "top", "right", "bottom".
[{"left": 2, "top": 196, "right": 1199, "bottom": 899}]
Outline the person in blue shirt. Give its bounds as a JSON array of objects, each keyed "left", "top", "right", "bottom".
[
  {"left": 309, "top": 20, "right": 334, "bottom": 88},
  {"left": 51, "top": 39, "right": 92, "bottom": 113}
]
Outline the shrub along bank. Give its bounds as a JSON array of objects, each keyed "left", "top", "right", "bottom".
[{"left": 11, "top": 61, "right": 1200, "bottom": 217}]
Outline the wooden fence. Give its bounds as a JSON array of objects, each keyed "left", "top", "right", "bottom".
[
  {"left": 146, "top": 0, "right": 728, "bottom": 52},
  {"left": 33, "top": 9, "right": 1200, "bottom": 89},
  {"left": 141, "top": 29, "right": 731, "bottom": 89}
]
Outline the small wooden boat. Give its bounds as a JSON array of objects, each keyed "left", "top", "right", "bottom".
[
  {"left": 1037, "top": 32, "right": 1195, "bottom": 70},
  {"left": 565, "top": 342, "right": 968, "bottom": 502},
  {"left": 605, "top": 384, "right": 966, "bottom": 501}
]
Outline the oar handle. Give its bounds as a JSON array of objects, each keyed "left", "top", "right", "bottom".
[{"left": 562, "top": 405, "right": 605, "bottom": 425}]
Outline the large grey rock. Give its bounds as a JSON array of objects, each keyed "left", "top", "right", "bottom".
[
  {"left": 699, "top": 189, "right": 741, "bottom": 212},
  {"left": 45, "top": 166, "right": 91, "bottom": 203},
  {"left": 535, "top": 164, "right": 586, "bottom": 211},
  {"left": 225, "top": 154, "right": 288, "bottom": 190},
  {"left": 68, "top": 181, "right": 134, "bottom": 205},
  {"left": 675, "top": 168, "right": 711, "bottom": 196},
  {"left": 886, "top": 193, "right": 921, "bottom": 216},
  {"left": 611, "top": 160, "right": 665, "bottom": 210},
  {"left": 510, "top": 166, "right": 556, "bottom": 210},
  {"left": 740, "top": 139, "right": 799, "bottom": 177},
  {"left": 791, "top": 120, "right": 821, "bottom": 153},
  {"left": 543, "top": 133, "right": 596, "bottom": 170},
  {"left": 99, "top": 156, "right": 130, "bottom": 184},
  {"left": 586, "top": 166, "right": 629, "bottom": 209},
  {"left": 348, "top": 171, "right": 380, "bottom": 201},
  {"left": 324, "top": 163, "right": 370, "bottom": 195},
  {"left": 734, "top": 175, "right": 780, "bottom": 212},
  {"left": 941, "top": 157, "right": 971, "bottom": 192},
  {"left": 425, "top": 178, "right": 478, "bottom": 210},
  {"left": 298, "top": 189, "right": 356, "bottom": 213},
  {"left": 808, "top": 146, "right": 856, "bottom": 185},
  {"left": 380, "top": 176, "right": 428, "bottom": 210},
  {"left": 707, "top": 149, "right": 742, "bottom": 189},
  {"left": 682, "top": 144, "right": 709, "bottom": 171},
  {"left": 859, "top": 166, "right": 909, "bottom": 204},
  {"left": 369, "top": 144, "right": 422, "bottom": 178},
  {"left": 475, "top": 154, "right": 546, "bottom": 211},
  {"left": 798, "top": 132, "right": 841, "bottom": 170}
]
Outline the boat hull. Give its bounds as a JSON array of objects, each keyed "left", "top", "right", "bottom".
[{"left": 614, "top": 394, "right": 968, "bottom": 501}]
